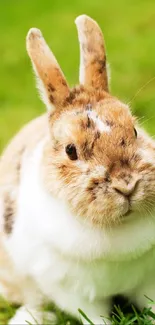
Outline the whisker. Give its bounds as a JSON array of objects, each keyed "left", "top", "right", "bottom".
[
  {"left": 127, "top": 76, "right": 155, "bottom": 105},
  {"left": 139, "top": 115, "right": 155, "bottom": 127}
]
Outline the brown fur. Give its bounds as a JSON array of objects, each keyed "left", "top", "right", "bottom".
[
  {"left": 26, "top": 29, "right": 70, "bottom": 109},
  {"left": 3, "top": 194, "right": 15, "bottom": 234},
  {"left": 76, "top": 15, "right": 109, "bottom": 91},
  {"left": 49, "top": 85, "right": 111, "bottom": 125}
]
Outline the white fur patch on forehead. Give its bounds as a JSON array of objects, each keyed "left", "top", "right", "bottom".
[{"left": 87, "top": 110, "right": 111, "bottom": 133}]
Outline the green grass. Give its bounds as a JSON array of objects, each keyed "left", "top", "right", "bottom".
[
  {"left": 1, "top": 297, "right": 155, "bottom": 325},
  {"left": 1, "top": 0, "right": 155, "bottom": 323}
]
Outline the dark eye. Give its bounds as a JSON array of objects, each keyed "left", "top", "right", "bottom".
[
  {"left": 65, "top": 144, "right": 78, "bottom": 160},
  {"left": 134, "top": 128, "right": 137, "bottom": 138}
]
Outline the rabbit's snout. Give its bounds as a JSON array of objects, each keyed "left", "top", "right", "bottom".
[{"left": 112, "top": 177, "right": 139, "bottom": 198}]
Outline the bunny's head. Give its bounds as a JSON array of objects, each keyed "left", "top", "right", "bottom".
[{"left": 26, "top": 15, "right": 155, "bottom": 228}]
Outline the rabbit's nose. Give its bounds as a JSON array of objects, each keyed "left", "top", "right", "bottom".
[{"left": 112, "top": 178, "right": 139, "bottom": 197}]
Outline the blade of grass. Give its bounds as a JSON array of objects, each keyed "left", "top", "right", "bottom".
[{"left": 78, "top": 309, "right": 94, "bottom": 325}]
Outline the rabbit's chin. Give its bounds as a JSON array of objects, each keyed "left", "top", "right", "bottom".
[
  {"left": 71, "top": 195, "right": 136, "bottom": 229},
  {"left": 85, "top": 206, "right": 152, "bottom": 230}
]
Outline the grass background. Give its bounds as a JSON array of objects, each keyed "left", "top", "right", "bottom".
[{"left": 1, "top": 0, "right": 155, "bottom": 324}]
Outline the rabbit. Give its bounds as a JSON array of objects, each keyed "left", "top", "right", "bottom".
[{"left": 0, "top": 14, "right": 155, "bottom": 325}]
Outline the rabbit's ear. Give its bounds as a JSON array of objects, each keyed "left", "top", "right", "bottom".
[
  {"left": 26, "top": 28, "right": 70, "bottom": 111},
  {"left": 75, "top": 15, "right": 109, "bottom": 92}
]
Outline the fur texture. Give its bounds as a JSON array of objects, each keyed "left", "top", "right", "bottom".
[{"left": 0, "top": 14, "right": 155, "bottom": 324}]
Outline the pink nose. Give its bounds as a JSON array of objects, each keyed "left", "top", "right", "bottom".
[{"left": 112, "top": 179, "right": 138, "bottom": 196}]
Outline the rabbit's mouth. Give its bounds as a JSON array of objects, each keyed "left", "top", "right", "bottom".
[
  {"left": 121, "top": 200, "right": 133, "bottom": 218},
  {"left": 123, "top": 209, "right": 133, "bottom": 218}
]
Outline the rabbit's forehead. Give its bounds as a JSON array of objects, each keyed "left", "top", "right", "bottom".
[
  {"left": 53, "top": 101, "right": 135, "bottom": 153},
  {"left": 63, "top": 104, "right": 134, "bottom": 133}
]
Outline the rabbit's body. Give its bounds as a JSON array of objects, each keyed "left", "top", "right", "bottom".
[
  {"left": 1, "top": 114, "right": 155, "bottom": 324},
  {"left": 1, "top": 14, "right": 155, "bottom": 324}
]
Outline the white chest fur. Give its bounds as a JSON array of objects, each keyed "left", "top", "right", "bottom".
[{"left": 6, "top": 141, "right": 155, "bottom": 309}]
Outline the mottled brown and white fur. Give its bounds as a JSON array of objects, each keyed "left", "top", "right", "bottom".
[{"left": 1, "top": 15, "right": 155, "bottom": 325}]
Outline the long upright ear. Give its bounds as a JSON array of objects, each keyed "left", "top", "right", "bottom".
[
  {"left": 75, "top": 15, "right": 109, "bottom": 92},
  {"left": 26, "top": 28, "right": 70, "bottom": 111}
]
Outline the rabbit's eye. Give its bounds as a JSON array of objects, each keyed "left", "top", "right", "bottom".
[
  {"left": 66, "top": 144, "right": 78, "bottom": 160},
  {"left": 134, "top": 128, "right": 137, "bottom": 138}
]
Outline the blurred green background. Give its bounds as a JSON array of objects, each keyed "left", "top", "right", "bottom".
[{"left": 0, "top": 0, "right": 155, "bottom": 153}]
